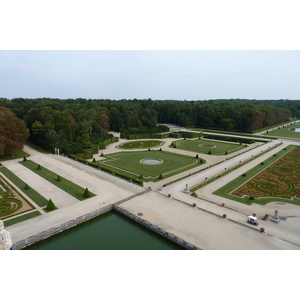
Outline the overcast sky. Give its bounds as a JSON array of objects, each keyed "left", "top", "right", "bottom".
[{"left": 1, "top": 50, "right": 299, "bottom": 100}]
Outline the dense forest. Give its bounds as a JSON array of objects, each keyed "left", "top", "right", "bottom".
[{"left": 0, "top": 97, "right": 297, "bottom": 155}]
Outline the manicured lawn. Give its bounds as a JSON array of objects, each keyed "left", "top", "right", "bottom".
[
  {"left": 0, "top": 166, "right": 48, "bottom": 207},
  {"left": 96, "top": 150, "right": 205, "bottom": 182},
  {"left": 214, "top": 145, "right": 300, "bottom": 206},
  {"left": 19, "top": 160, "right": 96, "bottom": 200},
  {"left": 0, "top": 150, "right": 30, "bottom": 161},
  {"left": 264, "top": 123, "right": 300, "bottom": 139},
  {"left": 4, "top": 211, "right": 42, "bottom": 227},
  {"left": 117, "top": 140, "right": 164, "bottom": 149},
  {"left": 171, "top": 138, "right": 245, "bottom": 155}
]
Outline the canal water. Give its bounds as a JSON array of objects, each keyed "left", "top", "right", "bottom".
[{"left": 24, "top": 211, "right": 184, "bottom": 250}]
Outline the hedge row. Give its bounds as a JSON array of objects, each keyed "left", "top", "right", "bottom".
[{"left": 122, "top": 131, "right": 203, "bottom": 140}]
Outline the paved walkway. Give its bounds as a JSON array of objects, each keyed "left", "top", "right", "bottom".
[{"left": 3, "top": 137, "right": 300, "bottom": 250}]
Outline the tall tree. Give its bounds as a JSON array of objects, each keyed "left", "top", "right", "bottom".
[{"left": 0, "top": 107, "right": 29, "bottom": 156}]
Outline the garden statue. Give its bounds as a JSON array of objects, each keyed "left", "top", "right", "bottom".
[
  {"left": 0, "top": 220, "right": 13, "bottom": 250},
  {"left": 271, "top": 209, "right": 280, "bottom": 223},
  {"left": 184, "top": 183, "right": 190, "bottom": 193}
]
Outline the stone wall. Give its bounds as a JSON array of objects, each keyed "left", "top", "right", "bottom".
[{"left": 113, "top": 205, "right": 201, "bottom": 250}]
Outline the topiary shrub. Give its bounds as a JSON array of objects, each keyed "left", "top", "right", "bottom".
[
  {"left": 208, "top": 150, "right": 212, "bottom": 155},
  {"left": 23, "top": 156, "right": 27, "bottom": 162},
  {"left": 56, "top": 175, "right": 62, "bottom": 181},
  {"left": 158, "top": 174, "right": 163, "bottom": 179},
  {"left": 200, "top": 158, "right": 203, "bottom": 163},
  {"left": 260, "top": 162, "right": 264, "bottom": 165},
  {"left": 242, "top": 173, "right": 246, "bottom": 177},
  {"left": 148, "top": 148, "right": 151, "bottom": 151},
  {"left": 24, "top": 184, "right": 30, "bottom": 190},
  {"left": 224, "top": 151, "right": 228, "bottom": 155},
  {"left": 159, "top": 148, "right": 162, "bottom": 151},
  {"left": 139, "top": 174, "right": 143, "bottom": 179},
  {"left": 195, "top": 154, "right": 199, "bottom": 158},
  {"left": 249, "top": 195, "right": 255, "bottom": 200},
  {"left": 92, "top": 158, "right": 96, "bottom": 162},
  {"left": 37, "top": 164, "right": 42, "bottom": 170},
  {"left": 83, "top": 188, "right": 91, "bottom": 198},
  {"left": 46, "top": 199, "right": 58, "bottom": 211}
]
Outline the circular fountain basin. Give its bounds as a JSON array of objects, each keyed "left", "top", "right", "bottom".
[{"left": 140, "top": 158, "right": 163, "bottom": 165}]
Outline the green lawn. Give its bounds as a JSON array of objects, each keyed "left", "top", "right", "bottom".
[
  {"left": 4, "top": 211, "right": 42, "bottom": 227},
  {"left": 0, "top": 150, "right": 30, "bottom": 161},
  {"left": 96, "top": 150, "right": 205, "bottom": 182},
  {"left": 213, "top": 145, "right": 300, "bottom": 206},
  {"left": 263, "top": 123, "right": 300, "bottom": 139},
  {"left": 0, "top": 166, "right": 48, "bottom": 207},
  {"left": 117, "top": 140, "right": 164, "bottom": 149},
  {"left": 19, "top": 160, "right": 96, "bottom": 200},
  {"left": 171, "top": 138, "right": 245, "bottom": 155}
]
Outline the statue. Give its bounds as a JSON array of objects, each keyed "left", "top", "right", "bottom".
[
  {"left": 271, "top": 210, "right": 280, "bottom": 223},
  {"left": 184, "top": 183, "right": 190, "bottom": 193},
  {"left": 0, "top": 220, "right": 13, "bottom": 250}
]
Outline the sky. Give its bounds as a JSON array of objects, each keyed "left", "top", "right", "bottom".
[{"left": 1, "top": 50, "right": 300, "bottom": 100}]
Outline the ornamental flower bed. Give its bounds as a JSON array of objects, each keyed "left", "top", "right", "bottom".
[{"left": 233, "top": 147, "right": 300, "bottom": 199}]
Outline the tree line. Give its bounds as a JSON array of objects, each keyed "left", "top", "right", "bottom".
[{"left": 0, "top": 97, "right": 296, "bottom": 155}]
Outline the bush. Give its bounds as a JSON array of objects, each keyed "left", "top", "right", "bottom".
[
  {"left": 37, "top": 164, "right": 42, "bottom": 170},
  {"left": 249, "top": 196, "right": 255, "bottom": 200},
  {"left": 159, "top": 148, "right": 162, "bottom": 151},
  {"left": 260, "top": 162, "right": 264, "bottom": 165},
  {"left": 158, "top": 174, "right": 163, "bottom": 179},
  {"left": 46, "top": 199, "right": 58, "bottom": 211},
  {"left": 23, "top": 156, "right": 27, "bottom": 162},
  {"left": 208, "top": 150, "right": 212, "bottom": 155},
  {"left": 83, "top": 188, "right": 91, "bottom": 198},
  {"left": 92, "top": 158, "right": 96, "bottom": 162},
  {"left": 139, "top": 174, "right": 143, "bottom": 179},
  {"left": 195, "top": 154, "right": 199, "bottom": 158},
  {"left": 56, "top": 175, "right": 62, "bottom": 181},
  {"left": 242, "top": 173, "right": 246, "bottom": 177},
  {"left": 148, "top": 148, "right": 151, "bottom": 151},
  {"left": 24, "top": 184, "right": 30, "bottom": 190}
]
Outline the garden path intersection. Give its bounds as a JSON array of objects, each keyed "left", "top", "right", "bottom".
[{"left": 2, "top": 136, "right": 300, "bottom": 250}]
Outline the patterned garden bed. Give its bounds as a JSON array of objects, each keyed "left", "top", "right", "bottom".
[
  {"left": 0, "top": 175, "right": 34, "bottom": 218},
  {"left": 233, "top": 147, "right": 300, "bottom": 199}
]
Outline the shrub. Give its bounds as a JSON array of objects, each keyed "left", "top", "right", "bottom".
[
  {"left": 37, "top": 164, "right": 42, "bottom": 170},
  {"left": 195, "top": 154, "right": 199, "bottom": 158},
  {"left": 158, "top": 174, "right": 163, "bottom": 179},
  {"left": 101, "top": 153, "right": 104, "bottom": 157},
  {"left": 148, "top": 148, "right": 151, "bottom": 151},
  {"left": 24, "top": 184, "right": 30, "bottom": 190},
  {"left": 224, "top": 151, "right": 228, "bottom": 155},
  {"left": 23, "top": 156, "right": 27, "bottom": 162},
  {"left": 242, "top": 173, "right": 246, "bottom": 177},
  {"left": 260, "top": 162, "right": 264, "bottom": 165},
  {"left": 139, "top": 174, "right": 143, "bottom": 179},
  {"left": 200, "top": 158, "right": 203, "bottom": 163},
  {"left": 92, "top": 158, "right": 96, "bottom": 162},
  {"left": 56, "top": 175, "right": 62, "bottom": 181},
  {"left": 249, "top": 196, "right": 255, "bottom": 200},
  {"left": 83, "top": 188, "right": 91, "bottom": 198},
  {"left": 273, "top": 154, "right": 277, "bottom": 157},
  {"left": 159, "top": 148, "right": 162, "bottom": 151},
  {"left": 208, "top": 150, "right": 212, "bottom": 155},
  {"left": 46, "top": 199, "right": 58, "bottom": 211}
]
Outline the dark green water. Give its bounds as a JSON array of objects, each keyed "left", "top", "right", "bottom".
[{"left": 25, "top": 211, "right": 184, "bottom": 250}]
